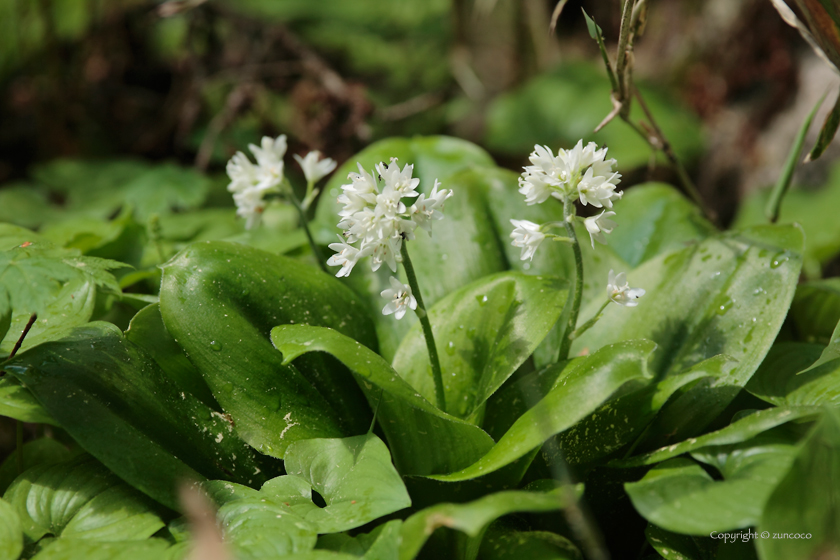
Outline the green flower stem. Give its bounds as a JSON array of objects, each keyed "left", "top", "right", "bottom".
[
  {"left": 286, "top": 187, "right": 329, "bottom": 274},
  {"left": 16, "top": 421, "right": 23, "bottom": 474},
  {"left": 559, "top": 196, "right": 584, "bottom": 360},
  {"left": 301, "top": 180, "right": 318, "bottom": 211},
  {"left": 400, "top": 243, "right": 446, "bottom": 412},
  {"left": 569, "top": 299, "right": 610, "bottom": 341}
]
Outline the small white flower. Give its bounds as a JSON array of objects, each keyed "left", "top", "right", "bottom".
[
  {"left": 232, "top": 188, "right": 266, "bottom": 230},
  {"left": 226, "top": 152, "right": 258, "bottom": 194},
  {"left": 409, "top": 180, "right": 453, "bottom": 233},
  {"left": 380, "top": 276, "right": 417, "bottom": 320},
  {"left": 377, "top": 159, "right": 420, "bottom": 198},
  {"left": 583, "top": 210, "right": 617, "bottom": 248},
  {"left": 510, "top": 219, "right": 546, "bottom": 261},
  {"left": 607, "top": 269, "right": 645, "bottom": 307},
  {"left": 326, "top": 235, "right": 368, "bottom": 278},
  {"left": 249, "top": 135, "right": 287, "bottom": 172},
  {"left": 294, "top": 150, "right": 337, "bottom": 184}
]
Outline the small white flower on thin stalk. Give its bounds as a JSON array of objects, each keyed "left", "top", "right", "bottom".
[
  {"left": 607, "top": 269, "right": 645, "bottom": 307},
  {"left": 584, "top": 210, "right": 617, "bottom": 249},
  {"left": 380, "top": 277, "right": 417, "bottom": 320},
  {"left": 510, "top": 219, "right": 546, "bottom": 262},
  {"left": 294, "top": 150, "right": 337, "bottom": 185},
  {"left": 327, "top": 158, "right": 451, "bottom": 277},
  {"left": 225, "top": 134, "right": 289, "bottom": 229},
  {"left": 326, "top": 235, "right": 368, "bottom": 278}
]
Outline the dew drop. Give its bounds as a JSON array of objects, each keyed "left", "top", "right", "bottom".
[{"left": 210, "top": 341, "right": 222, "bottom": 351}]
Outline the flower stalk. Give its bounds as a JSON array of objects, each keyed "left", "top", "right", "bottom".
[
  {"left": 559, "top": 196, "right": 584, "bottom": 360},
  {"left": 400, "top": 244, "right": 446, "bottom": 411}
]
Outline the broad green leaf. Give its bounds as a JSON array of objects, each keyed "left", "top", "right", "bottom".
[
  {"left": 573, "top": 225, "right": 804, "bottom": 446},
  {"left": 483, "top": 63, "right": 705, "bottom": 170},
  {"left": 159, "top": 241, "right": 377, "bottom": 458},
  {"left": 0, "top": 185, "right": 55, "bottom": 230},
  {"left": 757, "top": 408, "right": 840, "bottom": 560},
  {"left": 125, "top": 303, "right": 218, "bottom": 410},
  {"left": 3, "top": 455, "right": 164, "bottom": 545},
  {"left": 391, "top": 272, "right": 568, "bottom": 420},
  {"left": 271, "top": 324, "right": 495, "bottom": 476},
  {"left": 28, "top": 538, "right": 177, "bottom": 560},
  {"left": 614, "top": 406, "right": 820, "bottom": 468},
  {"left": 644, "top": 524, "right": 716, "bottom": 560},
  {"left": 789, "top": 278, "right": 840, "bottom": 343},
  {"left": 0, "top": 497, "right": 23, "bottom": 560},
  {"left": 0, "top": 377, "right": 55, "bottom": 425},
  {"left": 315, "top": 138, "right": 502, "bottom": 359},
  {"left": 0, "top": 287, "right": 9, "bottom": 343},
  {"left": 399, "top": 487, "right": 580, "bottom": 560},
  {"left": 216, "top": 497, "right": 318, "bottom": 560},
  {"left": 0, "top": 439, "right": 71, "bottom": 495},
  {"left": 316, "top": 520, "right": 402, "bottom": 559},
  {"left": 4, "top": 323, "right": 274, "bottom": 510},
  {"left": 608, "top": 183, "right": 716, "bottom": 268},
  {"left": 263, "top": 434, "right": 411, "bottom": 533},
  {"left": 0, "top": 225, "right": 47, "bottom": 252},
  {"left": 558, "top": 355, "right": 736, "bottom": 468},
  {"left": 1, "top": 279, "right": 97, "bottom": 355},
  {"left": 745, "top": 342, "right": 824, "bottom": 405},
  {"left": 625, "top": 439, "right": 796, "bottom": 536},
  {"left": 430, "top": 340, "right": 655, "bottom": 482},
  {"left": 479, "top": 525, "right": 582, "bottom": 560}
]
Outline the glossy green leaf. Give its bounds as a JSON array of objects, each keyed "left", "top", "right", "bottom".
[
  {"left": 392, "top": 272, "right": 568, "bottom": 420},
  {"left": 28, "top": 538, "right": 177, "bottom": 560},
  {"left": 0, "top": 497, "right": 23, "bottom": 560},
  {"left": 608, "top": 183, "right": 716, "bottom": 268},
  {"left": 399, "top": 486, "right": 580, "bottom": 560},
  {"left": 4, "top": 323, "right": 274, "bottom": 510},
  {"left": 559, "top": 355, "right": 736, "bottom": 467},
  {"left": 430, "top": 340, "right": 655, "bottom": 482},
  {"left": 574, "top": 225, "right": 804, "bottom": 446},
  {"left": 757, "top": 408, "right": 840, "bottom": 560},
  {"left": 0, "top": 287, "right": 10, "bottom": 344},
  {"left": 314, "top": 138, "right": 502, "bottom": 360},
  {"left": 124, "top": 303, "right": 218, "bottom": 410},
  {"left": 0, "top": 185, "right": 56, "bottom": 230},
  {"left": 478, "top": 525, "right": 582, "bottom": 560},
  {"left": 270, "top": 324, "right": 495, "bottom": 476},
  {"left": 263, "top": 433, "right": 411, "bottom": 533},
  {"left": 614, "top": 406, "right": 820, "bottom": 468},
  {"left": 745, "top": 342, "right": 824, "bottom": 405},
  {"left": 159, "top": 241, "right": 376, "bottom": 458},
  {"left": 3, "top": 455, "right": 164, "bottom": 545},
  {"left": 789, "top": 278, "right": 840, "bottom": 343},
  {"left": 0, "top": 377, "right": 55, "bottom": 425},
  {"left": 484, "top": 63, "right": 705, "bottom": 170},
  {"left": 626, "top": 439, "right": 796, "bottom": 535},
  {"left": 0, "top": 439, "right": 71, "bottom": 495}
]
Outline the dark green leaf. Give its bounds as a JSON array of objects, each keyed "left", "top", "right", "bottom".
[
  {"left": 430, "top": 340, "right": 655, "bottom": 482},
  {"left": 125, "top": 303, "right": 218, "bottom": 410},
  {"left": 608, "top": 183, "right": 716, "bottom": 268},
  {"left": 271, "top": 324, "right": 495, "bottom": 476},
  {"left": 644, "top": 524, "right": 716, "bottom": 560},
  {"left": 0, "top": 286, "right": 10, "bottom": 343},
  {"left": 789, "top": 278, "right": 840, "bottom": 343},
  {"left": 0, "top": 377, "right": 55, "bottom": 425},
  {"left": 479, "top": 524, "right": 582, "bottom": 560},
  {"left": 391, "top": 272, "right": 568, "bottom": 420},
  {"left": 28, "top": 538, "right": 179, "bottom": 560},
  {"left": 264, "top": 433, "right": 411, "bottom": 533},
  {"left": 745, "top": 342, "right": 824, "bottom": 405},
  {"left": 316, "top": 519, "right": 402, "bottom": 559},
  {"left": 0, "top": 497, "right": 23, "bottom": 560},
  {"left": 614, "top": 406, "right": 819, "bottom": 468},
  {"left": 399, "top": 487, "right": 580, "bottom": 560},
  {"left": 626, "top": 439, "right": 796, "bottom": 535},
  {"left": 3, "top": 455, "right": 164, "bottom": 545},
  {"left": 757, "top": 408, "right": 840, "bottom": 560},
  {"left": 159, "top": 241, "right": 377, "bottom": 458},
  {"left": 4, "top": 323, "right": 273, "bottom": 510},
  {"left": 0, "top": 438, "right": 71, "bottom": 495},
  {"left": 573, "top": 225, "right": 804, "bottom": 446}
]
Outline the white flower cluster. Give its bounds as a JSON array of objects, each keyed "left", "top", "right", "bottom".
[
  {"left": 226, "top": 135, "right": 336, "bottom": 229},
  {"left": 327, "top": 158, "right": 452, "bottom": 278},
  {"left": 607, "top": 270, "right": 645, "bottom": 307},
  {"left": 518, "top": 140, "right": 622, "bottom": 208}
]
